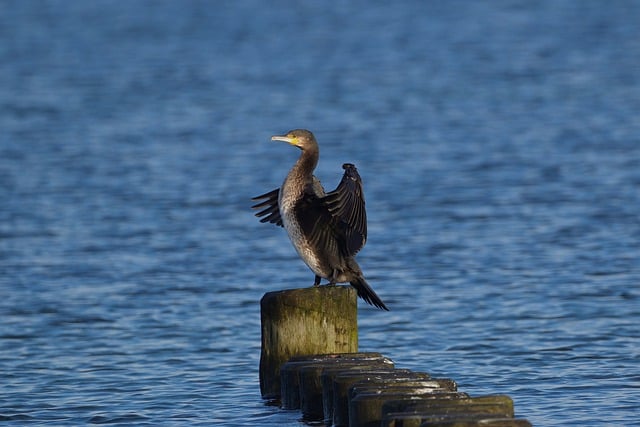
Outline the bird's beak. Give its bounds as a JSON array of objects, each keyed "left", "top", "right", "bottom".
[{"left": 271, "top": 135, "right": 293, "bottom": 144}]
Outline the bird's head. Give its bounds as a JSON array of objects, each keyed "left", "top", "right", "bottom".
[{"left": 271, "top": 129, "right": 317, "bottom": 150}]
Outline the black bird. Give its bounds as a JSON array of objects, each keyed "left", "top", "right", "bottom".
[{"left": 252, "top": 129, "right": 388, "bottom": 310}]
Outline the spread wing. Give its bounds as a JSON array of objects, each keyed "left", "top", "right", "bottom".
[
  {"left": 251, "top": 188, "right": 283, "bottom": 227},
  {"left": 322, "top": 163, "right": 367, "bottom": 256},
  {"left": 252, "top": 164, "right": 367, "bottom": 262},
  {"left": 294, "top": 186, "right": 343, "bottom": 266}
]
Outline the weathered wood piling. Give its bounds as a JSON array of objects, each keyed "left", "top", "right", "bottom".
[
  {"left": 259, "top": 286, "right": 358, "bottom": 399},
  {"left": 260, "top": 286, "right": 532, "bottom": 426}
]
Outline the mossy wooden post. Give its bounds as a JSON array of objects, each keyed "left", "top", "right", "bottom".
[{"left": 259, "top": 286, "right": 358, "bottom": 399}]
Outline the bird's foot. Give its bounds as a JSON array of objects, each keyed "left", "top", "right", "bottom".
[{"left": 313, "top": 275, "right": 322, "bottom": 287}]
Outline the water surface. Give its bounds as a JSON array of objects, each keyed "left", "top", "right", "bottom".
[{"left": 1, "top": 1, "right": 639, "bottom": 425}]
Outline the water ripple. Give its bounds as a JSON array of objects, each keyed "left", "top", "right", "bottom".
[{"left": 1, "top": 1, "right": 639, "bottom": 426}]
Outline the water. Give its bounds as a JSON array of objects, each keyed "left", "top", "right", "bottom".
[{"left": 1, "top": 1, "right": 639, "bottom": 425}]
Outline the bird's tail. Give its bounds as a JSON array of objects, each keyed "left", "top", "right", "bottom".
[{"left": 350, "top": 276, "right": 389, "bottom": 311}]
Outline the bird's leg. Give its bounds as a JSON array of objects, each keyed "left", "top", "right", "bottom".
[
  {"left": 326, "top": 270, "right": 337, "bottom": 287},
  {"left": 313, "top": 275, "right": 321, "bottom": 287}
]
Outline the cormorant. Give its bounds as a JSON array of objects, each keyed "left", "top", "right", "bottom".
[{"left": 252, "top": 129, "right": 388, "bottom": 310}]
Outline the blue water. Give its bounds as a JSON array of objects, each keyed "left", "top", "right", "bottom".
[{"left": 1, "top": 1, "right": 639, "bottom": 425}]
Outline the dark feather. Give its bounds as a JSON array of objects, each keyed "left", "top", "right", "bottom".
[
  {"left": 322, "top": 163, "right": 367, "bottom": 256},
  {"left": 293, "top": 189, "right": 341, "bottom": 266},
  {"left": 350, "top": 276, "right": 389, "bottom": 311},
  {"left": 251, "top": 189, "right": 283, "bottom": 227}
]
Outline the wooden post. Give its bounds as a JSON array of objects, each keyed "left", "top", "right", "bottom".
[
  {"left": 280, "top": 352, "right": 389, "bottom": 411},
  {"left": 259, "top": 286, "right": 358, "bottom": 399}
]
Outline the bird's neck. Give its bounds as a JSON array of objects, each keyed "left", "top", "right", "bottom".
[
  {"left": 291, "top": 147, "right": 319, "bottom": 181},
  {"left": 281, "top": 147, "right": 319, "bottom": 202}
]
